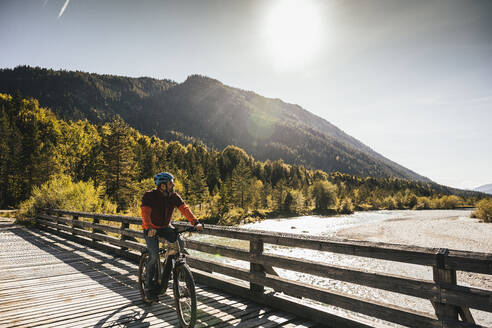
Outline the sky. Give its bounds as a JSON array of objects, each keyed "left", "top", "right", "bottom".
[{"left": 1, "top": 0, "right": 491, "bottom": 190}]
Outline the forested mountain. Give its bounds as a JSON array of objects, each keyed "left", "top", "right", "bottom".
[
  {"left": 0, "top": 66, "right": 429, "bottom": 182},
  {"left": 2, "top": 93, "right": 487, "bottom": 224}
]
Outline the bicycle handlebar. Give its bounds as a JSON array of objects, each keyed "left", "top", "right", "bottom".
[{"left": 176, "top": 224, "right": 203, "bottom": 234}]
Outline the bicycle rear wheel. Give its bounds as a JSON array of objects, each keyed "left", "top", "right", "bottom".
[
  {"left": 138, "top": 251, "right": 150, "bottom": 303},
  {"left": 173, "top": 264, "right": 197, "bottom": 328}
]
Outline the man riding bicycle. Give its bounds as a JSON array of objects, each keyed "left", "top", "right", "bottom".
[{"left": 141, "top": 172, "right": 203, "bottom": 303}]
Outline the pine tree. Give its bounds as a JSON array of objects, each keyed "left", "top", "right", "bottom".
[
  {"left": 218, "top": 181, "right": 232, "bottom": 213},
  {"left": 134, "top": 136, "right": 156, "bottom": 181},
  {"left": 188, "top": 166, "right": 210, "bottom": 208},
  {"left": 0, "top": 104, "right": 18, "bottom": 207},
  {"left": 205, "top": 153, "right": 221, "bottom": 193},
  {"left": 230, "top": 160, "right": 253, "bottom": 209},
  {"left": 59, "top": 119, "right": 101, "bottom": 181},
  {"left": 273, "top": 179, "right": 287, "bottom": 211},
  {"left": 102, "top": 116, "right": 136, "bottom": 210}
]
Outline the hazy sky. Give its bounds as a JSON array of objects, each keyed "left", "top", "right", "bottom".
[{"left": 1, "top": 0, "right": 491, "bottom": 189}]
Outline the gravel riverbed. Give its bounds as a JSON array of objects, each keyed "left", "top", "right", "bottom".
[{"left": 335, "top": 209, "right": 492, "bottom": 327}]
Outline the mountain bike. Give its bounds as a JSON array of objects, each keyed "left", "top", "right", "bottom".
[{"left": 138, "top": 225, "right": 198, "bottom": 328}]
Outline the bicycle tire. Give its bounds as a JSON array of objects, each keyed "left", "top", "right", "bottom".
[
  {"left": 138, "top": 251, "right": 150, "bottom": 304},
  {"left": 173, "top": 264, "right": 197, "bottom": 328}
]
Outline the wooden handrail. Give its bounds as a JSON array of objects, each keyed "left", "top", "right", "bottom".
[
  {"left": 184, "top": 240, "right": 491, "bottom": 312},
  {"left": 44, "top": 209, "right": 492, "bottom": 273},
  {"left": 35, "top": 208, "right": 491, "bottom": 328},
  {"left": 199, "top": 224, "right": 492, "bottom": 274}
]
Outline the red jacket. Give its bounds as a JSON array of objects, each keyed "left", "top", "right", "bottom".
[{"left": 140, "top": 189, "right": 197, "bottom": 229}]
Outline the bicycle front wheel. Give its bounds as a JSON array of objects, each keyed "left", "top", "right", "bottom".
[{"left": 173, "top": 264, "right": 197, "bottom": 328}]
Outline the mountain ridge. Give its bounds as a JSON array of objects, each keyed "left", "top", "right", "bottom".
[
  {"left": 474, "top": 183, "right": 492, "bottom": 195},
  {"left": 0, "top": 66, "right": 429, "bottom": 182}
]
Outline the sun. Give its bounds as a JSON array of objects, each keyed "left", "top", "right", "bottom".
[{"left": 263, "top": 0, "right": 323, "bottom": 71}]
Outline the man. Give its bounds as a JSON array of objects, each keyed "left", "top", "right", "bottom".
[{"left": 141, "top": 172, "right": 203, "bottom": 303}]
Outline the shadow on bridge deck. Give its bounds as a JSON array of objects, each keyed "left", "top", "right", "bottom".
[{"left": 0, "top": 218, "right": 318, "bottom": 327}]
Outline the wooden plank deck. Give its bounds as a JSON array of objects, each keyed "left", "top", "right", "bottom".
[{"left": 0, "top": 218, "right": 319, "bottom": 328}]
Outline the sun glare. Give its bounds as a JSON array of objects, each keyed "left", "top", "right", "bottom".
[{"left": 263, "top": 0, "right": 323, "bottom": 71}]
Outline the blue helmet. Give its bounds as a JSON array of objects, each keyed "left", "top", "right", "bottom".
[{"left": 154, "top": 172, "right": 174, "bottom": 187}]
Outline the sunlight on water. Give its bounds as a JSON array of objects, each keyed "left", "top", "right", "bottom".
[
  {"left": 188, "top": 209, "right": 490, "bottom": 327},
  {"left": 240, "top": 210, "right": 409, "bottom": 236}
]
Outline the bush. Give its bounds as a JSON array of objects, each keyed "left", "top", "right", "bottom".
[
  {"left": 337, "top": 198, "right": 355, "bottom": 214},
  {"left": 310, "top": 181, "right": 337, "bottom": 210},
  {"left": 415, "top": 197, "right": 431, "bottom": 210},
  {"left": 17, "top": 174, "right": 117, "bottom": 221},
  {"left": 472, "top": 199, "right": 492, "bottom": 222},
  {"left": 285, "top": 189, "right": 306, "bottom": 213},
  {"left": 403, "top": 190, "right": 418, "bottom": 209},
  {"left": 218, "top": 207, "right": 246, "bottom": 226},
  {"left": 382, "top": 196, "right": 397, "bottom": 210},
  {"left": 441, "top": 195, "right": 462, "bottom": 209}
]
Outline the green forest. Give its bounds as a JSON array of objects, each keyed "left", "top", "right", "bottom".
[
  {"left": 1, "top": 93, "right": 489, "bottom": 225},
  {"left": 0, "top": 66, "right": 430, "bottom": 182}
]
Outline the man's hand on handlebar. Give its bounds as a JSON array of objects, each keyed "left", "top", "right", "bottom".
[{"left": 148, "top": 223, "right": 202, "bottom": 236}]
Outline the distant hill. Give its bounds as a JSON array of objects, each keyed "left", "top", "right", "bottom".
[
  {"left": 0, "top": 66, "right": 430, "bottom": 182},
  {"left": 474, "top": 184, "right": 492, "bottom": 195}
]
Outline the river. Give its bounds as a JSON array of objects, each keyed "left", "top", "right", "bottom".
[{"left": 188, "top": 209, "right": 492, "bottom": 327}]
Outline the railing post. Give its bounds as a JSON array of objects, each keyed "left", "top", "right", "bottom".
[
  {"left": 432, "top": 248, "right": 458, "bottom": 322},
  {"left": 250, "top": 238, "right": 265, "bottom": 294},
  {"left": 92, "top": 216, "right": 100, "bottom": 243},
  {"left": 120, "top": 221, "right": 129, "bottom": 251},
  {"left": 72, "top": 215, "right": 78, "bottom": 236}
]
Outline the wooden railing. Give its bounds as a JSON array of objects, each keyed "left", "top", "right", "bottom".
[{"left": 36, "top": 209, "right": 492, "bottom": 328}]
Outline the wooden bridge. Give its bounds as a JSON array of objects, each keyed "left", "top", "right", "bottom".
[{"left": 1, "top": 209, "right": 491, "bottom": 327}]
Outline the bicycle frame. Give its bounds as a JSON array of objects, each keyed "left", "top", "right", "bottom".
[{"left": 155, "top": 227, "right": 192, "bottom": 292}]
